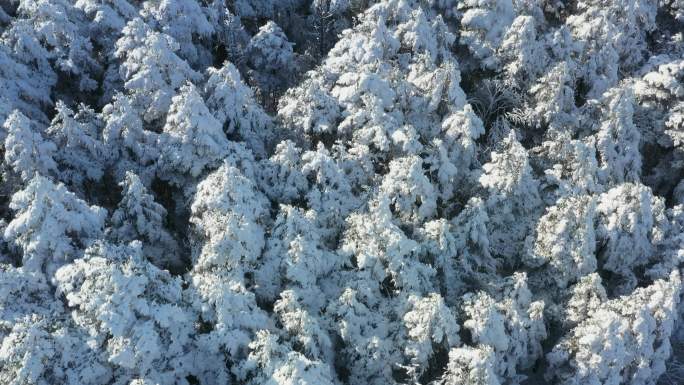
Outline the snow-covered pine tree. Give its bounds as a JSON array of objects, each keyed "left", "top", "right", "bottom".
[
  {"left": 115, "top": 18, "right": 201, "bottom": 124},
  {"left": 157, "top": 83, "right": 229, "bottom": 188},
  {"left": 109, "top": 171, "right": 180, "bottom": 270},
  {"left": 3, "top": 110, "right": 57, "bottom": 182},
  {"left": 4, "top": 175, "right": 105, "bottom": 277}
]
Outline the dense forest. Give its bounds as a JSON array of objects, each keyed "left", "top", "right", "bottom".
[{"left": 1, "top": 0, "right": 684, "bottom": 384}]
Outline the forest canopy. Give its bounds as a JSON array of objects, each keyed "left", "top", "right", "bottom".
[{"left": 0, "top": 0, "right": 684, "bottom": 384}]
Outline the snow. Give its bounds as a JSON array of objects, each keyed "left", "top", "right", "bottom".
[{"left": 1, "top": 0, "right": 684, "bottom": 384}]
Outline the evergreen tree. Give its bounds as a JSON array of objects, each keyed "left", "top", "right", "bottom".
[
  {"left": 157, "top": 83, "right": 229, "bottom": 187},
  {"left": 3, "top": 110, "right": 57, "bottom": 182},
  {"left": 109, "top": 172, "right": 180, "bottom": 270},
  {"left": 204, "top": 62, "right": 273, "bottom": 158},
  {"left": 115, "top": 18, "right": 201, "bottom": 123},
  {"left": 4, "top": 175, "right": 105, "bottom": 278}
]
